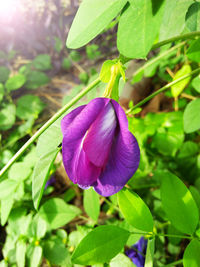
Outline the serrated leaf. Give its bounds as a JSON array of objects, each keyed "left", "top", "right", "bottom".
[
  {"left": 160, "top": 171, "right": 199, "bottom": 234},
  {"left": 32, "top": 148, "right": 59, "bottom": 210},
  {"left": 183, "top": 98, "right": 200, "bottom": 133},
  {"left": 39, "top": 198, "right": 81, "bottom": 229},
  {"left": 71, "top": 225, "right": 130, "bottom": 265},
  {"left": 67, "top": 0, "right": 126, "bottom": 49},
  {"left": 118, "top": 188, "right": 154, "bottom": 232}
]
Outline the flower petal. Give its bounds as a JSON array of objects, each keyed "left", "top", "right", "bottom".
[
  {"left": 83, "top": 101, "right": 117, "bottom": 167},
  {"left": 62, "top": 98, "right": 109, "bottom": 141},
  {"left": 93, "top": 100, "right": 140, "bottom": 196},
  {"left": 61, "top": 98, "right": 110, "bottom": 188},
  {"left": 62, "top": 136, "right": 101, "bottom": 187},
  {"left": 61, "top": 105, "right": 85, "bottom": 136}
]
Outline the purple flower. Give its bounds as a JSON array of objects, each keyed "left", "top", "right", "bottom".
[
  {"left": 61, "top": 97, "right": 140, "bottom": 196},
  {"left": 45, "top": 175, "right": 56, "bottom": 189},
  {"left": 126, "top": 237, "right": 147, "bottom": 267}
]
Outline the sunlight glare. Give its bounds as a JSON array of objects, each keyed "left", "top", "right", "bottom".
[{"left": 0, "top": 0, "right": 20, "bottom": 21}]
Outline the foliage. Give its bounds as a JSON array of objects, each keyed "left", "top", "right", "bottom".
[{"left": 0, "top": 0, "right": 200, "bottom": 266}]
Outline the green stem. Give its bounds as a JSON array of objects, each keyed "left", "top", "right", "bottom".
[
  {"left": 164, "top": 259, "right": 183, "bottom": 267},
  {"left": 131, "top": 41, "right": 185, "bottom": 82},
  {"left": 130, "top": 231, "right": 192, "bottom": 240},
  {"left": 156, "top": 233, "right": 192, "bottom": 240},
  {"left": 102, "top": 197, "right": 120, "bottom": 211},
  {"left": 126, "top": 67, "right": 200, "bottom": 114},
  {"left": 0, "top": 78, "right": 101, "bottom": 178},
  {"left": 152, "top": 31, "right": 200, "bottom": 50}
]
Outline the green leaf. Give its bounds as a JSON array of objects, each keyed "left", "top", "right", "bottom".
[
  {"left": 32, "top": 216, "right": 47, "bottom": 239},
  {"left": 0, "top": 66, "right": 10, "bottom": 83},
  {"left": 191, "top": 75, "right": 200, "bottom": 93},
  {"left": 144, "top": 238, "right": 155, "bottom": 267},
  {"left": 8, "top": 207, "right": 30, "bottom": 236},
  {"left": 54, "top": 37, "right": 63, "bottom": 53},
  {"left": 152, "top": 131, "right": 184, "bottom": 157},
  {"left": 36, "top": 117, "right": 62, "bottom": 157},
  {"left": 159, "top": 0, "right": 193, "bottom": 41},
  {"left": 83, "top": 188, "right": 100, "bottom": 222},
  {"left": 183, "top": 98, "right": 200, "bottom": 133},
  {"left": 0, "top": 261, "right": 8, "bottom": 267},
  {"left": 110, "top": 253, "right": 135, "bottom": 267},
  {"left": 16, "top": 94, "right": 45, "bottom": 120},
  {"left": 171, "top": 65, "right": 192, "bottom": 98},
  {"left": 8, "top": 162, "right": 31, "bottom": 181},
  {"left": 71, "top": 225, "right": 130, "bottom": 265},
  {"left": 62, "top": 58, "right": 72, "bottom": 70},
  {"left": 67, "top": 0, "right": 126, "bottom": 49},
  {"left": 185, "top": 2, "right": 200, "bottom": 32},
  {"left": 5, "top": 73, "right": 26, "bottom": 91},
  {"left": 187, "top": 39, "right": 200, "bottom": 63},
  {"left": 32, "top": 148, "right": 59, "bottom": 210},
  {"left": 33, "top": 54, "right": 52, "bottom": 71},
  {"left": 178, "top": 141, "right": 199, "bottom": 159},
  {"left": 0, "top": 179, "right": 18, "bottom": 199},
  {"left": 0, "top": 104, "right": 16, "bottom": 131},
  {"left": 190, "top": 186, "right": 200, "bottom": 215},
  {"left": 30, "top": 245, "right": 42, "bottom": 267},
  {"left": 25, "top": 71, "right": 50, "bottom": 89},
  {"left": 117, "top": 188, "right": 154, "bottom": 232},
  {"left": 43, "top": 236, "right": 69, "bottom": 265},
  {"left": 16, "top": 240, "right": 26, "bottom": 267},
  {"left": 160, "top": 171, "right": 199, "bottom": 234},
  {"left": 183, "top": 239, "right": 200, "bottom": 267},
  {"left": 117, "top": 0, "right": 165, "bottom": 58},
  {"left": 0, "top": 83, "right": 4, "bottom": 102},
  {"left": 1, "top": 198, "right": 14, "bottom": 226},
  {"left": 38, "top": 198, "right": 81, "bottom": 229}
]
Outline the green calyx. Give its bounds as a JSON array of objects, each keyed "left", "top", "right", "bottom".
[{"left": 100, "top": 59, "right": 125, "bottom": 101}]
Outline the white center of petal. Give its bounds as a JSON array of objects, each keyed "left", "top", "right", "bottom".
[{"left": 100, "top": 103, "right": 116, "bottom": 135}]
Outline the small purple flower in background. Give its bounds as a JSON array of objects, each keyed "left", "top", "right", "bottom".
[
  {"left": 126, "top": 237, "right": 147, "bottom": 267},
  {"left": 61, "top": 97, "right": 140, "bottom": 197},
  {"left": 45, "top": 175, "right": 56, "bottom": 189}
]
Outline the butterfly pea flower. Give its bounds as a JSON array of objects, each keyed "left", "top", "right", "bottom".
[
  {"left": 125, "top": 237, "right": 147, "bottom": 267},
  {"left": 61, "top": 97, "right": 140, "bottom": 197},
  {"left": 44, "top": 175, "right": 56, "bottom": 189}
]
